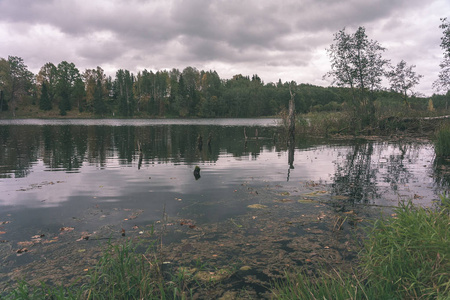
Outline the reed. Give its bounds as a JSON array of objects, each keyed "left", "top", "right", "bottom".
[{"left": 435, "top": 122, "right": 450, "bottom": 157}]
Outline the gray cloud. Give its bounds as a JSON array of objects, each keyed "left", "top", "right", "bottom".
[{"left": 0, "top": 0, "right": 448, "bottom": 95}]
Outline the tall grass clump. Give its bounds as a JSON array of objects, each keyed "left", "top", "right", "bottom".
[
  {"left": 272, "top": 269, "right": 374, "bottom": 300},
  {"left": 361, "top": 200, "right": 450, "bottom": 299},
  {"left": 2, "top": 239, "right": 191, "bottom": 300},
  {"left": 435, "top": 122, "right": 450, "bottom": 157},
  {"left": 296, "top": 111, "right": 350, "bottom": 136},
  {"left": 272, "top": 200, "right": 450, "bottom": 299}
]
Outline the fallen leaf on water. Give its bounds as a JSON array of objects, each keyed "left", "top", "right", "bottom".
[
  {"left": 76, "top": 235, "right": 90, "bottom": 242},
  {"left": 42, "top": 239, "right": 58, "bottom": 244},
  {"left": 17, "top": 241, "right": 34, "bottom": 247},
  {"left": 298, "top": 199, "right": 318, "bottom": 204},
  {"left": 0, "top": 231, "right": 6, "bottom": 235},
  {"left": 16, "top": 248, "right": 28, "bottom": 254},
  {"left": 60, "top": 227, "right": 74, "bottom": 232},
  {"left": 274, "top": 199, "right": 293, "bottom": 203},
  {"left": 31, "top": 234, "right": 45, "bottom": 239},
  {"left": 280, "top": 192, "right": 290, "bottom": 196},
  {"left": 0, "top": 221, "right": 10, "bottom": 225},
  {"left": 84, "top": 268, "right": 89, "bottom": 272},
  {"left": 247, "top": 204, "right": 267, "bottom": 209},
  {"left": 132, "top": 225, "right": 139, "bottom": 230},
  {"left": 303, "top": 191, "right": 328, "bottom": 197}
]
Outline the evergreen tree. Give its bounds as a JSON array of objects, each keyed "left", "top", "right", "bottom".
[
  {"left": 39, "top": 81, "right": 52, "bottom": 110},
  {"left": 93, "top": 78, "right": 107, "bottom": 115}
]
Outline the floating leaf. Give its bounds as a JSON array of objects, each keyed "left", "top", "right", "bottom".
[
  {"left": 17, "top": 241, "right": 34, "bottom": 247},
  {"left": 248, "top": 204, "right": 267, "bottom": 209},
  {"left": 280, "top": 192, "right": 290, "bottom": 196},
  {"left": 0, "top": 231, "right": 6, "bottom": 235},
  {"left": 60, "top": 227, "right": 74, "bottom": 232},
  {"left": 303, "top": 191, "right": 327, "bottom": 197},
  {"left": 17, "top": 248, "right": 28, "bottom": 254},
  {"left": 274, "top": 199, "right": 293, "bottom": 203},
  {"left": 298, "top": 199, "right": 318, "bottom": 204}
]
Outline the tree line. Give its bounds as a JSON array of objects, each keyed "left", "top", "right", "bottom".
[
  {"left": 0, "top": 58, "right": 354, "bottom": 118},
  {"left": 0, "top": 18, "right": 449, "bottom": 120}
]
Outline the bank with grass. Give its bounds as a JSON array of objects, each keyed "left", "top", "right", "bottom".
[
  {"left": 2, "top": 197, "right": 449, "bottom": 300},
  {"left": 273, "top": 199, "right": 450, "bottom": 300}
]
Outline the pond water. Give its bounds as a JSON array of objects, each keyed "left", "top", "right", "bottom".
[{"left": 0, "top": 118, "right": 448, "bottom": 297}]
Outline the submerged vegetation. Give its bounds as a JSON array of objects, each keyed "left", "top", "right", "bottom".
[
  {"left": 2, "top": 199, "right": 449, "bottom": 299},
  {"left": 273, "top": 200, "right": 450, "bottom": 300}
]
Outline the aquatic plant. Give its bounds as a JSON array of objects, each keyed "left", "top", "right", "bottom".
[
  {"left": 435, "top": 122, "right": 450, "bottom": 157},
  {"left": 272, "top": 200, "right": 450, "bottom": 299}
]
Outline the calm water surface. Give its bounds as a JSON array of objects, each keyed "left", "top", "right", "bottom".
[
  {"left": 0, "top": 118, "right": 448, "bottom": 294},
  {"left": 0, "top": 119, "right": 446, "bottom": 232}
]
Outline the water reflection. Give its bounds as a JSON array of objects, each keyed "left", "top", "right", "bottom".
[
  {"left": 332, "top": 142, "right": 378, "bottom": 202},
  {"left": 0, "top": 120, "right": 446, "bottom": 209}
]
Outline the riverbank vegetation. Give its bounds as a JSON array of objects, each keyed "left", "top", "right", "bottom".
[
  {"left": 2, "top": 199, "right": 448, "bottom": 299},
  {"left": 274, "top": 199, "right": 450, "bottom": 299},
  {"left": 435, "top": 123, "right": 450, "bottom": 157}
]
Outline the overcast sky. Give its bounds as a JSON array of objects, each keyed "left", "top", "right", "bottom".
[{"left": 0, "top": 0, "right": 448, "bottom": 96}]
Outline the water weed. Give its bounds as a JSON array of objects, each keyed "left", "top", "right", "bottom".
[{"left": 272, "top": 200, "right": 450, "bottom": 299}]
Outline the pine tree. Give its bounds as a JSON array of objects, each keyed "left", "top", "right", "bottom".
[{"left": 39, "top": 81, "right": 52, "bottom": 111}]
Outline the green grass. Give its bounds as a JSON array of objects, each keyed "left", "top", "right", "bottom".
[
  {"left": 272, "top": 199, "right": 450, "bottom": 300},
  {"left": 435, "top": 122, "right": 450, "bottom": 157},
  {"left": 1, "top": 239, "right": 191, "bottom": 300}
]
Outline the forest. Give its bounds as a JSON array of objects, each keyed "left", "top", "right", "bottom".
[{"left": 0, "top": 55, "right": 448, "bottom": 119}]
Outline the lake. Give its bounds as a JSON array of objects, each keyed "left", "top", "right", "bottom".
[{"left": 0, "top": 118, "right": 447, "bottom": 297}]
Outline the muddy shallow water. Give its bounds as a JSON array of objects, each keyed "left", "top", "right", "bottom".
[{"left": 0, "top": 119, "right": 448, "bottom": 297}]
